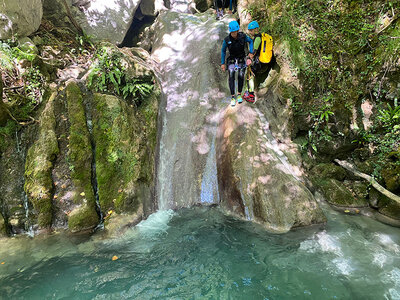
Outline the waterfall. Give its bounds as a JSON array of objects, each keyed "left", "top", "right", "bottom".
[
  {"left": 152, "top": 10, "right": 231, "bottom": 210},
  {"left": 150, "top": 5, "right": 324, "bottom": 232}
]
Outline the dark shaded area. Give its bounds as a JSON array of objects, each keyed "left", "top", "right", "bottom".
[{"left": 119, "top": 7, "right": 157, "bottom": 48}]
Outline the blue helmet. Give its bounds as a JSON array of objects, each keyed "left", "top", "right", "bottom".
[
  {"left": 228, "top": 21, "right": 240, "bottom": 33},
  {"left": 248, "top": 21, "right": 259, "bottom": 30}
]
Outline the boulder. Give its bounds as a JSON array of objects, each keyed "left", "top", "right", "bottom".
[
  {"left": 310, "top": 163, "right": 347, "bottom": 181},
  {"left": 216, "top": 105, "right": 326, "bottom": 233},
  {"left": 71, "top": 0, "right": 144, "bottom": 44},
  {"left": 313, "top": 178, "right": 368, "bottom": 207},
  {"left": 381, "top": 162, "right": 400, "bottom": 192},
  {"left": 0, "top": 0, "right": 43, "bottom": 39}
]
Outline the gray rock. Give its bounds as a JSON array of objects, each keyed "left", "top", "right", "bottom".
[
  {"left": 70, "top": 0, "right": 142, "bottom": 44},
  {"left": 0, "top": 0, "right": 43, "bottom": 39},
  {"left": 217, "top": 105, "right": 326, "bottom": 232}
]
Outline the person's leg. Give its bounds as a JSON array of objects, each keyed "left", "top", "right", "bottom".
[
  {"left": 228, "top": 64, "right": 237, "bottom": 106},
  {"left": 228, "top": 64, "right": 236, "bottom": 96},
  {"left": 236, "top": 63, "right": 245, "bottom": 103},
  {"left": 237, "top": 63, "right": 246, "bottom": 94}
]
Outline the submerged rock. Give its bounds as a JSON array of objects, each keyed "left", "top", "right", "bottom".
[
  {"left": 0, "top": 0, "right": 43, "bottom": 39},
  {"left": 217, "top": 105, "right": 326, "bottom": 232},
  {"left": 24, "top": 91, "right": 59, "bottom": 228}
]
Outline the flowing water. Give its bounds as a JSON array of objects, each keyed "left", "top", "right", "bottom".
[{"left": 1, "top": 202, "right": 400, "bottom": 299}]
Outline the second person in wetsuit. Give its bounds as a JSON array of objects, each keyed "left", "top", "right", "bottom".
[{"left": 221, "top": 20, "right": 253, "bottom": 107}]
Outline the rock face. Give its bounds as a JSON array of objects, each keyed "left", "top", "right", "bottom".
[
  {"left": 0, "top": 43, "right": 160, "bottom": 235},
  {"left": 92, "top": 90, "right": 159, "bottom": 215},
  {"left": 217, "top": 105, "right": 326, "bottom": 232},
  {"left": 43, "top": 0, "right": 161, "bottom": 45},
  {"left": 0, "top": 0, "right": 43, "bottom": 39},
  {"left": 24, "top": 91, "right": 59, "bottom": 229},
  {"left": 65, "top": 82, "right": 99, "bottom": 232}
]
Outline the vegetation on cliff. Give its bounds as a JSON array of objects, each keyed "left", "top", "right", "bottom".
[{"left": 245, "top": 0, "right": 399, "bottom": 218}]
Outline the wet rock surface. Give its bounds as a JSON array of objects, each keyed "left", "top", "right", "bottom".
[{"left": 217, "top": 104, "right": 326, "bottom": 232}]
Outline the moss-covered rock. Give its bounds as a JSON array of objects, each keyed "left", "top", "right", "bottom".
[
  {"left": 314, "top": 178, "right": 368, "bottom": 207},
  {"left": 68, "top": 205, "right": 99, "bottom": 233},
  {"left": 92, "top": 89, "right": 159, "bottom": 215},
  {"left": 65, "top": 81, "right": 99, "bottom": 232},
  {"left": 381, "top": 162, "right": 400, "bottom": 192},
  {"left": 24, "top": 91, "right": 59, "bottom": 228},
  {"left": 348, "top": 181, "right": 369, "bottom": 202},
  {"left": 310, "top": 163, "right": 347, "bottom": 181},
  {"left": 374, "top": 188, "right": 400, "bottom": 221}
]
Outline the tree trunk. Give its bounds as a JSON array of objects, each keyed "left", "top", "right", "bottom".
[{"left": 334, "top": 159, "right": 400, "bottom": 205}]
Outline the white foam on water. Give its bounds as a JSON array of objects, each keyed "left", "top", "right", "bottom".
[
  {"left": 375, "top": 233, "right": 400, "bottom": 253},
  {"left": 299, "top": 231, "right": 342, "bottom": 255},
  {"left": 373, "top": 252, "right": 388, "bottom": 268},
  {"left": 332, "top": 258, "right": 353, "bottom": 276},
  {"left": 386, "top": 268, "right": 400, "bottom": 286},
  {"left": 386, "top": 288, "right": 400, "bottom": 300},
  {"left": 136, "top": 210, "right": 175, "bottom": 239}
]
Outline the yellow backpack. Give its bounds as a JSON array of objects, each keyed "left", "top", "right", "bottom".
[{"left": 259, "top": 33, "right": 273, "bottom": 64}]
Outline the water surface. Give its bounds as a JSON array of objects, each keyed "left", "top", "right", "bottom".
[{"left": 1, "top": 204, "right": 400, "bottom": 299}]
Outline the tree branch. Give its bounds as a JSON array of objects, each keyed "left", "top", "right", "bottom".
[{"left": 334, "top": 159, "right": 400, "bottom": 205}]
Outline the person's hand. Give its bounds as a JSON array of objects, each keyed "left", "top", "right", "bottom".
[
  {"left": 246, "top": 59, "right": 252, "bottom": 66},
  {"left": 249, "top": 53, "right": 254, "bottom": 59},
  {"left": 221, "top": 64, "right": 226, "bottom": 72},
  {"left": 228, "top": 10, "right": 233, "bottom": 14}
]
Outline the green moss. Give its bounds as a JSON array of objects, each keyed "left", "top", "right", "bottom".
[
  {"left": 381, "top": 163, "right": 400, "bottom": 192},
  {"left": 313, "top": 178, "right": 367, "bottom": 207},
  {"left": 92, "top": 93, "right": 140, "bottom": 213},
  {"left": 65, "top": 81, "right": 99, "bottom": 231},
  {"left": 310, "top": 163, "right": 347, "bottom": 181},
  {"left": 92, "top": 90, "right": 159, "bottom": 214},
  {"left": 24, "top": 91, "right": 59, "bottom": 228},
  {"left": 68, "top": 205, "right": 99, "bottom": 233}
]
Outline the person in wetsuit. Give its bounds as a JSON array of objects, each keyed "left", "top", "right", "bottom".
[
  {"left": 245, "top": 20, "right": 276, "bottom": 102},
  {"left": 221, "top": 20, "right": 253, "bottom": 107}
]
